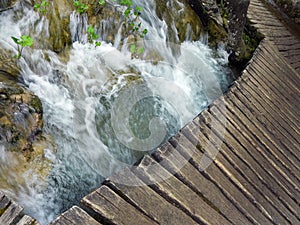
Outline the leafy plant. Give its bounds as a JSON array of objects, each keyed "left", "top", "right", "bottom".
[
  {"left": 11, "top": 35, "right": 34, "bottom": 59},
  {"left": 74, "top": 1, "right": 89, "bottom": 14},
  {"left": 34, "top": 0, "right": 49, "bottom": 14},
  {"left": 117, "top": 0, "right": 148, "bottom": 55},
  {"left": 129, "top": 43, "right": 144, "bottom": 54},
  {"left": 87, "top": 26, "right": 101, "bottom": 47}
]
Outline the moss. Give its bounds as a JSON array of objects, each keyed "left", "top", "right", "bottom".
[
  {"left": 207, "top": 19, "right": 227, "bottom": 48},
  {"left": 29, "top": 95, "right": 43, "bottom": 114}
]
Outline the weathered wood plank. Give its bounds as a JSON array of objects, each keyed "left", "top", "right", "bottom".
[
  {"left": 16, "top": 215, "right": 40, "bottom": 225},
  {"left": 0, "top": 201, "right": 23, "bottom": 225},
  {"left": 220, "top": 94, "right": 300, "bottom": 202},
  {"left": 211, "top": 103, "right": 300, "bottom": 217},
  {"left": 208, "top": 106, "right": 297, "bottom": 224},
  {"left": 233, "top": 82, "right": 300, "bottom": 177},
  {"left": 191, "top": 110, "right": 298, "bottom": 224},
  {"left": 135, "top": 155, "right": 232, "bottom": 225},
  {"left": 245, "top": 64, "right": 300, "bottom": 135},
  {"left": 0, "top": 195, "right": 10, "bottom": 216},
  {"left": 105, "top": 170, "right": 198, "bottom": 225},
  {"left": 152, "top": 141, "right": 253, "bottom": 225},
  {"left": 180, "top": 122, "right": 274, "bottom": 224},
  {"left": 239, "top": 75, "right": 300, "bottom": 157},
  {"left": 224, "top": 90, "right": 300, "bottom": 192},
  {"left": 83, "top": 185, "right": 161, "bottom": 225},
  {"left": 49, "top": 206, "right": 102, "bottom": 225}
]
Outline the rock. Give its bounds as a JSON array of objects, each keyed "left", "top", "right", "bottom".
[
  {"left": 0, "top": 81, "right": 55, "bottom": 162},
  {"left": 0, "top": 0, "right": 17, "bottom": 11},
  {"left": 28, "top": 0, "right": 73, "bottom": 53},
  {"left": 155, "top": 0, "right": 202, "bottom": 42},
  {"left": 226, "top": 0, "right": 250, "bottom": 63},
  {"left": 0, "top": 44, "right": 21, "bottom": 81}
]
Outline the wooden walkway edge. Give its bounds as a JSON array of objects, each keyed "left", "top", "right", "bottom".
[{"left": 1, "top": 0, "right": 299, "bottom": 224}]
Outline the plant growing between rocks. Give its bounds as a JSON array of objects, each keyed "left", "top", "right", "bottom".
[
  {"left": 87, "top": 25, "right": 101, "bottom": 47},
  {"left": 11, "top": 35, "right": 34, "bottom": 59},
  {"left": 74, "top": 0, "right": 89, "bottom": 14},
  {"left": 34, "top": 0, "right": 49, "bottom": 14}
]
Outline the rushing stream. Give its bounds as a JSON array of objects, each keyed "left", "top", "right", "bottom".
[{"left": 0, "top": 0, "right": 234, "bottom": 224}]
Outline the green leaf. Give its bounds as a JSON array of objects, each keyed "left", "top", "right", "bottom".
[
  {"left": 14, "top": 53, "right": 21, "bottom": 59},
  {"left": 95, "top": 41, "right": 101, "bottom": 46},
  {"left": 142, "top": 29, "right": 148, "bottom": 35},
  {"left": 74, "top": 1, "right": 80, "bottom": 6},
  {"left": 124, "top": 7, "right": 131, "bottom": 17},
  {"left": 34, "top": 4, "right": 41, "bottom": 9},
  {"left": 20, "top": 35, "right": 34, "bottom": 47},
  {"left": 135, "top": 6, "right": 143, "bottom": 12},
  {"left": 99, "top": 0, "right": 105, "bottom": 5},
  {"left": 11, "top": 36, "right": 20, "bottom": 45},
  {"left": 82, "top": 4, "right": 89, "bottom": 11},
  {"left": 87, "top": 26, "right": 94, "bottom": 34},
  {"left": 129, "top": 44, "right": 136, "bottom": 53},
  {"left": 41, "top": 1, "right": 48, "bottom": 6},
  {"left": 137, "top": 47, "right": 144, "bottom": 54}
]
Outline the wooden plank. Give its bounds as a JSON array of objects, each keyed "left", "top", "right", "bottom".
[
  {"left": 240, "top": 74, "right": 300, "bottom": 160},
  {"left": 134, "top": 155, "right": 232, "bottom": 225},
  {"left": 211, "top": 102, "right": 300, "bottom": 217},
  {"left": 239, "top": 73, "right": 300, "bottom": 153},
  {"left": 0, "top": 195, "right": 10, "bottom": 216},
  {"left": 105, "top": 170, "right": 198, "bottom": 225},
  {"left": 246, "top": 64, "right": 300, "bottom": 133},
  {"left": 233, "top": 82, "right": 300, "bottom": 177},
  {"left": 220, "top": 94, "right": 300, "bottom": 202},
  {"left": 83, "top": 185, "right": 161, "bottom": 225},
  {"left": 207, "top": 105, "right": 300, "bottom": 224},
  {"left": 152, "top": 141, "right": 253, "bottom": 225},
  {"left": 188, "top": 111, "right": 297, "bottom": 224},
  {"left": 179, "top": 123, "right": 274, "bottom": 224},
  {"left": 0, "top": 201, "right": 23, "bottom": 225},
  {"left": 16, "top": 215, "right": 40, "bottom": 225},
  {"left": 49, "top": 206, "right": 102, "bottom": 225},
  {"left": 224, "top": 91, "right": 300, "bottom": 194}
]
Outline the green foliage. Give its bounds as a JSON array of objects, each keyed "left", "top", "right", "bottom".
[
  {"left": 11, "top": 35, "right": 34, "bottom": 59},
  {"left": 87, "top": 26, "right": 101, "bottom": 47},
  {"left": 34, "top": 0, "right": 49, "bottom": 14},
  {"left": 98, "top": 0, "right": 106, "bottom": 5},
  {"left": 129, "top": 44, "right": 144, "bottom": 55},
  {"left": 74, "top": 1, "right": 89, "bottom": 14},
  {"left": 116, "top": 0, "right": 148, "bottom": 55}
]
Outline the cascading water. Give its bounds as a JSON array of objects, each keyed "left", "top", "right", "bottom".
[{"left": 0, "top": 0, "right": 234, "bottom": 224}]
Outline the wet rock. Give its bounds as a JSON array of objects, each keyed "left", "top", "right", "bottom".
[
  {"left": 0, "top": 0, "right": 17, "bottom": 11},
  {"left": 155, "top": 0, "right": 202, "bottom": 42},
  {"left": 28, "top": 0, "right": 73, "bottom": 53},
  {"left": 0, "top": 44, "right": 21, "bottom": 81},
  {"left": 0, "top": 81, "right": 55, "bottom": 163}
]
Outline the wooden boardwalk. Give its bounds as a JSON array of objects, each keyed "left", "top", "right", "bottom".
[
  {"left": 1, "top": 0, "right": 299, "bottom": 224},
  {"left": 247, "top": 0, "right": 300, "bottom": 73}
]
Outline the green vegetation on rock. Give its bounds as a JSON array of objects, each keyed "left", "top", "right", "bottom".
[{"left": 11, "top": 35, "right": 34, "bottom": 59}]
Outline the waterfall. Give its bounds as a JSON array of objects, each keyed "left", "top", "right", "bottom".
[{"left": 0, "top": 0, "right": 233, "bottom": 224}]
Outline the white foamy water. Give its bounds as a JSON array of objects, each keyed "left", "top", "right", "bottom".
[{"left": 0, "top": 0, "right": 233, "bottom": 224}]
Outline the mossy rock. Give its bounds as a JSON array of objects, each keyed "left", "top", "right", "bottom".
[{"left": 207, "top": 19, "right": 227, "bottom": 48}]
